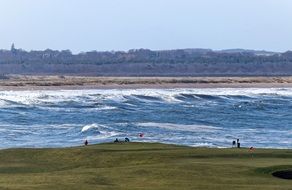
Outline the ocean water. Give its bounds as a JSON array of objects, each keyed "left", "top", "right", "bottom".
[{"left": 0, "top": 88, "right": 292, "bottom": 149}]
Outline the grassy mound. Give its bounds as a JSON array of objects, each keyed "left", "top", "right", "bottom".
[{"left": 0, "top": 142, "right": 292, "bottom": 189}]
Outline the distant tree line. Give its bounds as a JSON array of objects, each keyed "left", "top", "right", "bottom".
[{"left": 0, "top": 46, "right": 292, "bottom": 76}]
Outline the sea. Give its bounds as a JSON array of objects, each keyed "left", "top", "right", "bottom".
[{"left": 0, "top": 88, "right": 292, "bottom": 149}]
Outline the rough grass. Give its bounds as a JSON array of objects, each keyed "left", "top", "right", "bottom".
[{"left": 0, "top": 142, "right": 292, "bottom": 190}]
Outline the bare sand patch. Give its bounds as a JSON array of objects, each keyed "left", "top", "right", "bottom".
[{"left": 1, "top": 75, "right": 292, "bottom": 90}]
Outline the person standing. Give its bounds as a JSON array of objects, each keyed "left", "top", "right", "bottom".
[
  {"left": 232, "top": 140, "right": 236, "bottom": 148},
  {"left": 237, "top": 139, "right": 240, "bottom": 148}
]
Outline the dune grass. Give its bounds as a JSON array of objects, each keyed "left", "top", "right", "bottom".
[{"left": 0, "top": 142, "right": 292, "bottom": 190}]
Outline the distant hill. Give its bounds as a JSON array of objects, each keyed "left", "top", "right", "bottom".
[
  {"left": 0, "top": 45, "right": 291, "bottom": 76},
  {"left": 216, "top": 49, "right": 277, "bottom": 56}
]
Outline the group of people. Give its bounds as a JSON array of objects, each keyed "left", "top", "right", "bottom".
[
  {"left": 83, "top": 137, "right": 131, "bottom": 146},
  {"left": 232, "top": 139, "right": 240, "bottom": 148},
  {"left": 114, "top": 137, "right": 130, "bottom": 143},
  {"left": 85, "top": 137, "right": 254, "bottom": 151},
  {"left": 84, "top": 132, "right": 145, "bottom": 146}
]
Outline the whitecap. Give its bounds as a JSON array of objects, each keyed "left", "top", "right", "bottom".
[
  {"left": 137, "top": 122, "right": 221, "bottom": 132},
  {"left": 81, "top": 124, "right": 99, "bottom": 132},
  {"left": 1, "top": 88, "right": 292, "bottom": 108}
]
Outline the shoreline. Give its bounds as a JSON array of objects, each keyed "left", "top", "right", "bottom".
[
  {"left": 2, "top": 142, "right": 291, "bottom": 151},
  {"left": 1, "top": 75, "right": 292, "bottom": 90}
]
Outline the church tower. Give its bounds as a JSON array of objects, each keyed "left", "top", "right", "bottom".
[{"left": 11, "top": 43, "right": 17, "bottom": 54}]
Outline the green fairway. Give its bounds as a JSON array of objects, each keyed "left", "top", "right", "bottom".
[{"left": 0, "top": 143, "right": 292, "bottom": 190}]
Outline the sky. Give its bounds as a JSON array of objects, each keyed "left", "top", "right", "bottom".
[{"left": 0, "top": 0, "right": 291, "bottom": 53}]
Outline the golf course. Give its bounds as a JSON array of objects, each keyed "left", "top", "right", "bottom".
[{"left": 0, "top": 142, "right": 292, "bottom": 190}]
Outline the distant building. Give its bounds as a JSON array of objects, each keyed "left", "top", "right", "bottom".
[{"left": 11, "top": 43, "right": 17, "bottom": 54}]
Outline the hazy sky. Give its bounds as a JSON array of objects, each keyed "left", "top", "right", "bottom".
[{"left": 0, "top": 0, "right": 291, "bottom": 53}]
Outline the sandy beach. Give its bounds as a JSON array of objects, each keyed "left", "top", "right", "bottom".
[{"left": 1, "top": 75, "right": 292, "bottom": 90}]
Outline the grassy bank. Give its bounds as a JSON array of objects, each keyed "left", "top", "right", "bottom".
[{"left": 0, "top": 143, "right": 292, "bottom": 190}]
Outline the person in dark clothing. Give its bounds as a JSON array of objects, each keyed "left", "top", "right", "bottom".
[
  {"left": 114, "top": 138, "right": 119, "bottom": 143},
  {"left": 237, "top": 139, "right": 240, "bottom": 148},
  {"left": 84, "top": 139, "right": 88, "bottom": 146},
  {"left": 232, "top": 140, "right": 236, "bottom": 147}
]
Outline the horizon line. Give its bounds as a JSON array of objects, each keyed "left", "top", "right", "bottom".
[{"left": 0, "top": 45, "right": 288, "bottom": 55}]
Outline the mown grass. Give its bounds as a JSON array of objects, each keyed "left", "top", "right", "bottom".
[{"left": 0, "top": 142, "right": 292, "bottom": 190}]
